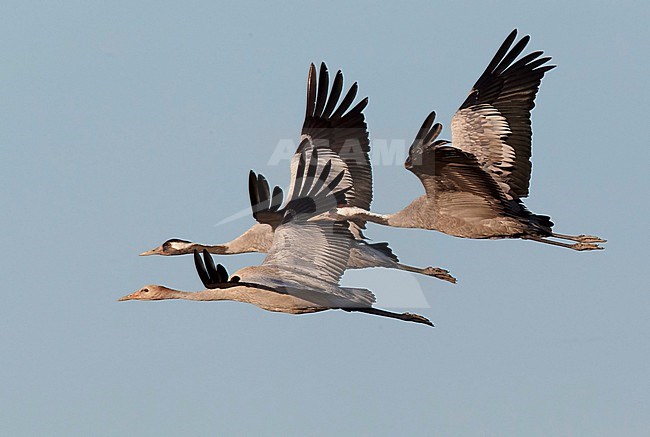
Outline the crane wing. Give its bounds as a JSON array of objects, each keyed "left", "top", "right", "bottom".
[
  {"left": 288, "top": 63, "right": 373, "bottom": 211},
  {"left": 423, "top": 146, "right": 509, "bottom": 218},
  {"left": 250, "top": 147, "right": 353, "bottom": 285},
  {"left": 263, "top": 219, "right": 352, "bottom": 284},
  {"left": 249, "top": 151, "right": 374, "bottom": 307},
  {"left": 406, "top": 113, "right": 510, "bottom": 218},
  {"left": 261, "top": 218, "right": 375, "bottom": 307},
  {"left": 249, "top": 148, "right": 350, "bottom": 227},
  {"left": 248, "top": 171, "right": 285, "bottom": 228},
  {"left": 264, "top": 149, "right": 374, "bottom": 303},
  {"left": 193, "top": 249, "right": 280, "bottom": 292},
  {"left": 450, "top": 29, "right": 555, "bottom": 199}
]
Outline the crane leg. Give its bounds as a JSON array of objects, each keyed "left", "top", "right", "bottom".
[
  {"left": 522, "top": 235, "right": 603, "bottom": 251},
  {"left": 551, "top": 232, "right": 607, "bottom": 243},
  {"left": 396, "top": 263, "right": 457, "bottom": 284},
  {"left": 343, "top": 307, "right": 434, "bottom": 327}
]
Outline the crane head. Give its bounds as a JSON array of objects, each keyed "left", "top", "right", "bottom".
[
  {"left": 140, "top": 239, "right": 193, "bottom": 256},
  {"left": 118, "top": 285, "right": 173, "bottom": 301}
]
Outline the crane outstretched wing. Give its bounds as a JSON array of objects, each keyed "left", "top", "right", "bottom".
[
  {"left": 249, "top": 148, "right": 350, "bottom": 228},
  {"left": 248, "top": 172, "right": 284, "bottom": 227},
  {"left": 450, "top": 29, "right": 555, "bottom": 199},
  {"left": 260, "top": 216, "right": 376, "bottom": 307},
  {"left": 288, "top": 63, "right": 373, "bottom": 211},
  {"left": 257, "top": 149, "right": 366, "bottom": 296},
  {"left": 193, "top": 249, "right": 278, "bottom": 293},
  {"left": 407, "top": 112, "right": 550, "bottom": 225},
  {"left": 407, "top": 112, "right": 510, "bottom": 218},
  {"left": 247, "top": 151, "right": 374, "bottom": 306},
  {"left": 425, "top": 146, "right": 509, "bottom": 217}
]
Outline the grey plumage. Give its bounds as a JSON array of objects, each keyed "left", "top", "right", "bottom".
[
  {"left": 141, "top": 62, "right": 455, "bottom": 282},
  {"left": 336, "top": 30, "right": 606, "bottom": 251},
  {"left": 123, "top": 151, "right": 433, "bottom": 327}
]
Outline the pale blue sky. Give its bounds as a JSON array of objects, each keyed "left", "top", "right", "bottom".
[{"left": 2, "top": 1, "right": 648, "bottom": 436}]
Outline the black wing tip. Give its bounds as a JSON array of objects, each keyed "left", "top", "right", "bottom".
[
  {"left": 369, "top": 241, "right": 399, "bottom": 263},
  {"left": 460, "top": 29, "right": 554, "bottom": 110},
  {"left": 350, "top": 96, "right": 369, "bottom": 114},
  {"left": 420, "top": 111, "right": 437, "bottom": 133},
  {"left": 249, "top": 171, "right": 259, "bottom": 214},
  {"left": 415, "top": 111, "right": 443, "bottom": 146},
  {"left": 193, "top": 248, "right": 202, "bottom": 265},
  {"left": 248, "top": 169, "right": 257, "bottom": 180},
  {"left": 194, "top": 249, "right": 245, "bottom": 289},
  {"left": 256, "top": 173, "right": 271, "bottom": 207},
  {"left": 216, "top": 263, "right": 229, "bottom": 280},
  {"left": 282, "top": 155, "right": 350, "bottom": 222},
  {"left": 325, "top": 167, "right": 346, "bottom": 192},
  {"left": 270, "top": 185, "right": 284, "bottom": 211},
  {"left": 194, "top": 249, "right": 213, "bottom": 288},
  {"left": 195, "top": 249, "right": 232, "bottom": 288},
  {"left": 332, "top": 185, "right": 351, "bottom": 206},
  {"left": 423, "top": 123, "right": 443, "bottom": 146},
  {"left": 251, "top": 170, "right": 275, "bottom": 217},
  {"left": 249, "top": 169, "right": 285, "bottom": 225}
]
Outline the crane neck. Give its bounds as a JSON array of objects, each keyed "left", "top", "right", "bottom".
[
  {"left": 384, "top": 195, "right": 435, "bottom": 229},
  {"left": 166, "top": 288, "right": 246, "bottom": 301},
  {"left": 194, "top": 244, "right": 230, "bottom": 255},
  {"left": 337, "top": 207, "right": 392, "bottom": 226},
  {"left": 338, "top": 206, "right": 424, "bottom": 228},
  {"left": 230, "top": 223, "right": 274, "bottom": 253}
]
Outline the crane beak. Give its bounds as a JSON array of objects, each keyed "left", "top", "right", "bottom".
[
  {"left": 118, "top": 293, "right": 135, "bottom": 301},
  {"left": 139, "top": 246, "right": 162, "bottom": 256}
]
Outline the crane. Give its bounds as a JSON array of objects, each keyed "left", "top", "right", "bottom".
[
  {"left": 121, "top": 149, "right": 434, "bottom": 326},
  {"left": 332, "top": 30, "right": 606, "bottom": 251}
]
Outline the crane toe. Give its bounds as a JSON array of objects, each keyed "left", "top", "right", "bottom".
[
  {"left": 573, "top": 242, "right": 604, "bottom": 251},
  {"left": 403, "top": 312, "right": 435, "bottom": 327},
  {"left": 577, "top": 234, "right": 607, "bottom": 243},
  {"left": 423, "top": 267, "right": 457, "bottom": 284}
]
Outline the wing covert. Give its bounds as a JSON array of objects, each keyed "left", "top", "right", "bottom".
[
  {"left": 296, "top": 62, "right": 373, "bottom": 210},
  {"left": 451, "top": 29, "right": 555, "bottom": 198}
]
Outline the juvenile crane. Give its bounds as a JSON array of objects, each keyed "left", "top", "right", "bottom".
[
  {"left": 121, "top": 149, "right": 434, "bottom": 327},
  {"left": 333, "top": 30, "right": 606, "bottom": 251}
]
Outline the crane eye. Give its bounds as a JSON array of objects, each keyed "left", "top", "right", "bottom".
[{"left": 142, "top": 288, "right": 149, "bottom": 293}]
